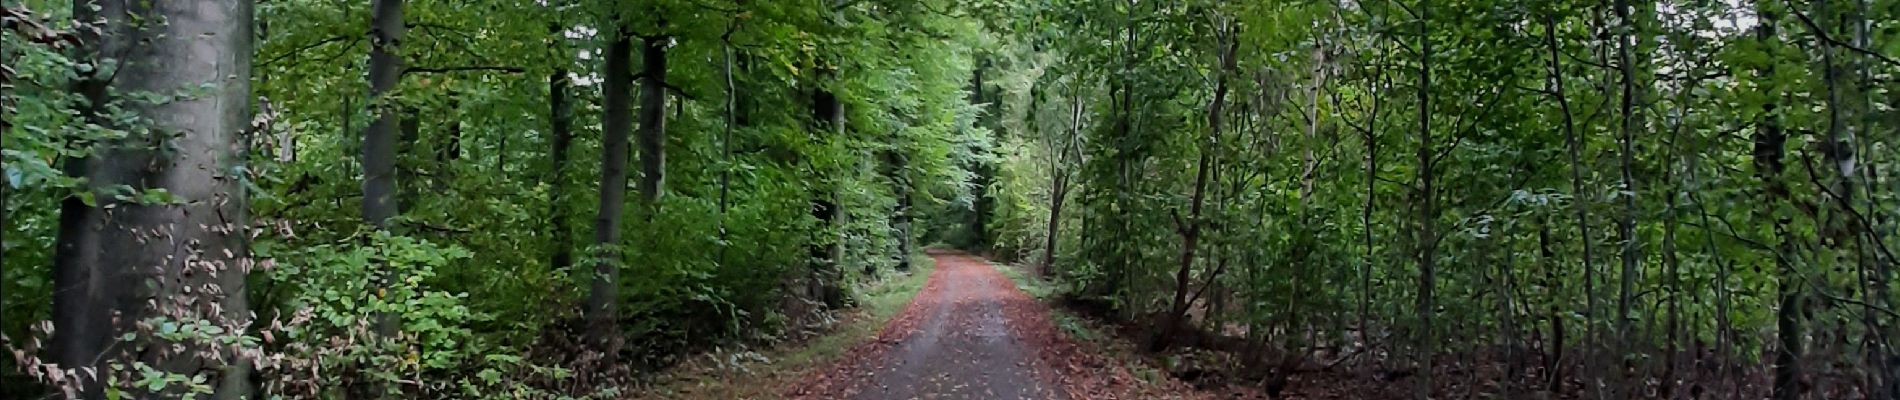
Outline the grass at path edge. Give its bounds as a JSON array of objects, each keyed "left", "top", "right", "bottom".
[{"left": 637, "top": 254, "right": 936, "bottom": 399}]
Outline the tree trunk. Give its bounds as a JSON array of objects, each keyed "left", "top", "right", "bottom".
[
  {"left": 362, "top": 0, "right": 403, "bottom": 230},
  {"left": 1414, "top": 2, "right": 1437, "bottom": 396},
  {"left": 969, "top": 60, "right": 992, "bottom": 251},
  {"left": 56, "top": 0, "right": 254, "bottom": 397},
  {"left": 1544, "top": 13, "right": 1599, "bottom": 392},
  {"left": 895, "top": 172, "right": 913, "bottom": 271},
  {"left": 637, "top": 32, "right": 669, "bottom": 210},
  {"left": 359, "top": 4, "right": 405, "bottom": 394},
  {"left": 588, "top": 25, "right": 635, "bottom": 353},
  {"left": 1041, "top": 174, "right": 1067, "bottom": 275},
  {"left": 809, "top": 84, "right": 846, "bottom": 309},
  {"left": 1539, "top": 218, "right": 1567, "bottom": 394},
  {"left": 1660, "top": 75, "right": 1689, "bottom": 400},
  {"left": 718, "top": 33, "right": 736, "bottom": 265},
  {"left": 1612, "top": 1, "right": 1645, "bottom": 382},
  {"left": 547, "top": 67, "right": 574, "bottom": 271},
  {"left": 1153, "top": 27, "right": 1235, "bottom": 353},
  {"left": 884, "top": 150, "right": 914, "bottom": 272},
  {"left": 1042, "top": 92, "right": 1084, "bottom": 276}
]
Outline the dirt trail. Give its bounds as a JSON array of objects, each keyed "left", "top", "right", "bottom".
[{"left": 789, "top": 251, "right": 1070, "bottom": 399}]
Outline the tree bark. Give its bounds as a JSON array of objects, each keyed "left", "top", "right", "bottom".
[
  {"left": 588, "top": 25, "right": 635, "bottom": 353},
  {"left": 1414, "top": 2, "right": 1437, "bottom": 396},
  {"left": 1611, "top": 2, "right": 1646, "bottom": 383},
  {"left": 542, "top": 0, "right": 573, "bottom": 277},
  {"left": 547, "top": 66, "right": 574, "bottom": 272},
  {"left": 56, "top": 0, "right": 254, "bottom": 397},
  {"left": 718, "top": 31, "right": 735, "bottom": 266},
  {"left": 1539, "top": 218, "right": 1567, "bottom": 393},
  {"left": 637, "top": 32, "right": 669, "bottom": 210},
  {"left": 362, "top": 0, "right": 403, "bottom": 230},
  {"left": 1544, "top": 13, "right": 1599, "bottom": 391}
]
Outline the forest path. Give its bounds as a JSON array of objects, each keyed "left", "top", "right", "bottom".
[{"left": 789, "top": 251, "right": 1070, "bottom": 399}]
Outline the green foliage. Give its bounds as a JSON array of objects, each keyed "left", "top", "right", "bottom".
[{"left": 262, "top": 233, "right": 484, "bottom": 392}]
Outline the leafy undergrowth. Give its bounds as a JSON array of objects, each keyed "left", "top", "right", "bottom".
[
  {"left": 993, "top": 263, "right": 1806, "bottom": 400},
  {"left": 629, "top": 255, "right": 936, "bottom": 399},
  {"left": 994, "top": 261, "right": 1241, "bottom": 399}
]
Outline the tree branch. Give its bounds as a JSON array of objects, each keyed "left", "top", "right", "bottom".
[
  {"left": 1787, "top": 2, "right": 1900, "bottom": 68},
  {"left": 404, "top": 65, "right": 526, "bottom": 75},
  {"left": 259, "top": 35, "right": 354, "bottom": 67},
  {"left": 631, "top": 71, "right": 701, "bottom": 101}
]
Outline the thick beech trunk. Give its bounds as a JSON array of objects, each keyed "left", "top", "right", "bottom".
[{"left": 55, "top": 0, "right": 254, "bottom": 397}]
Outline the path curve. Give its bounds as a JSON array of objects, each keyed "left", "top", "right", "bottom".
[{"left": 788, "top": 251, "right": 1071, "bottom": 399}]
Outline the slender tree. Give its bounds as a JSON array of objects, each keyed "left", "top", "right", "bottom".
[
  {"left": 636, "top": 28, "right": 669, "bottom": 210},
  {"left": 1413, "top": 0, "right": 1438, "bottom": 396},
  {"left": 363, "top": 0, "right": 404, "bottom": 230},
  {"left": 588, "top": 22, "right": 635, "bottom": 352},
  {"left": 547, "top": 17, "right": 576, "bottom": 272}
]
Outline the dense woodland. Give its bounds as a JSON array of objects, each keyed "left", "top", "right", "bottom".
[{"left": 2, "top": 0, "right": 1897, "bottom": 398}]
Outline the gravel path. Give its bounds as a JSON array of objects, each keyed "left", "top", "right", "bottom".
[{"left": 790, "top": 251, "right": 1070, "bottom": 399}]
